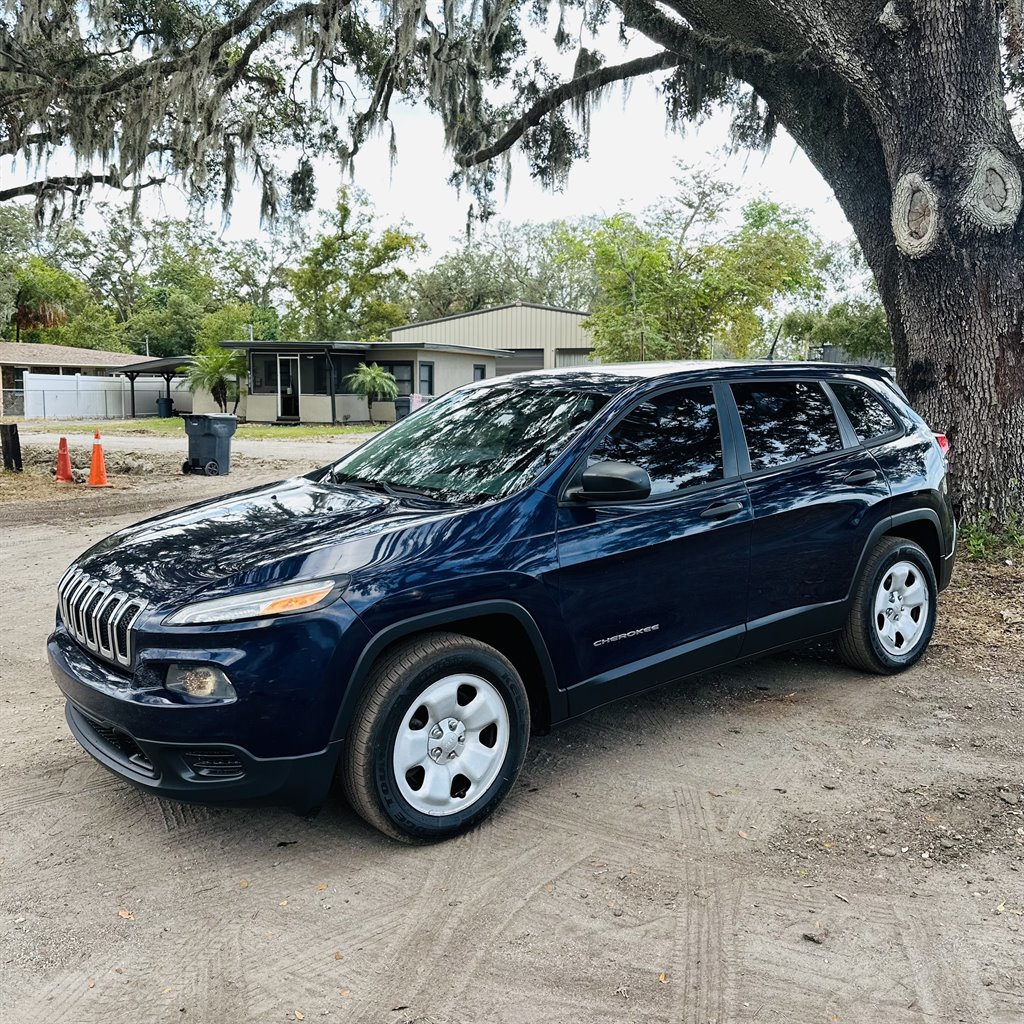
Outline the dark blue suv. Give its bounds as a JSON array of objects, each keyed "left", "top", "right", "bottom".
[{"left": 49, "top": 363, "right": 956, "bottom": 841}]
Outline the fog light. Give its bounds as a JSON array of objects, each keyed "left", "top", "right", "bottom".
[{"left": 166, "top": 664, "right": 236, "bottom": 703}]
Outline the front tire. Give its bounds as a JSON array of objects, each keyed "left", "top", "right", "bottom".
[
  {"left": 341, "top": 631, "right": 530, "bottom": 842},
  {"left": 836, "top": 536, "right": 937, "bottom": 674}
]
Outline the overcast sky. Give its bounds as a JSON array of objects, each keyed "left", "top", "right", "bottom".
[{"left": 192, "top": 71, "right": 856, "bottom": 260}]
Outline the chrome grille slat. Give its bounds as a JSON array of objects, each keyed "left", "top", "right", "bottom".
[{"left": 57, "top": 571, "right": 147, "bottom": 668}]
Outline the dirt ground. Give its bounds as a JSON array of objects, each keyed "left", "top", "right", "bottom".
[{"left": 1, "top": 442, "right": 1022, "bottom": 1024}]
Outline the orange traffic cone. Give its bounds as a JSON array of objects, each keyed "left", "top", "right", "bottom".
[
  {"left": 87, "top": 431, "right": 113, "bottom": 488},
  {"left": 55, "top": 436, "right": 74, "bottom": 483}
]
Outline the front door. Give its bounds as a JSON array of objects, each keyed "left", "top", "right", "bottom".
[
  {"left": 278, "top": 355, "right": 299, "bottom": 419},
  {"left": 553, "top": 384, "right": 752, "bottom": 716}
]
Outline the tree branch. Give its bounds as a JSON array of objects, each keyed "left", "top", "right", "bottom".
[
  {"left": 0, "top": 174, "right": 166, "bottom": 202},
  {"left": 456, "top": 50, "right": 683, "bottom": 167}
]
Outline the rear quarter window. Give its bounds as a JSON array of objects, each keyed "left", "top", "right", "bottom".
[
  {"left": 732, "top": 380, "right": 844, "bottom": 472},
  {"left": 831, "top": 382, "right": 900, "bottom": 442}
]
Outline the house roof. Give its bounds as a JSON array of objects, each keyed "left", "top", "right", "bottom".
[
  {"left": 107, "top": 355, "right": 194, "bottom": 375},
  {"left": 220, "top": 340, "right": 509, "bottom": 358},
  {"left": 389, "top": 301, "right": 590, "bottom": 335},
  {"left": 0, "top": 341, "right": 142, "bottom": 369}
]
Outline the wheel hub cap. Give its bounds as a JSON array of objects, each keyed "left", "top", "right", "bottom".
[
  {"left": 392, "top": 673, "right": 510, "bottom": 817},
  {"left": 873, "top": 560, "right": 930, "bottom": 656},
  {"left": 427, "top": 718, "right": 466, "bottom": 763}
]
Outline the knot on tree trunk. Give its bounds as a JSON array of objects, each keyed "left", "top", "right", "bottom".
[
  {"left": 891, "top": 172, "right": 940, "bottom": 258},
  {"left": 959, "top": 147, "right": 1022, "bottom": 233},
  {"left": 878, "top": 1, "right": 909, "bottom": 35}
]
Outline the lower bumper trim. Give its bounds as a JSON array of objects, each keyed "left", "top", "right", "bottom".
[{"left": 65, "top": 701, "right": 338, "bottom": 813}]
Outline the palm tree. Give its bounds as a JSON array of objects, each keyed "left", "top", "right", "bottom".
[
  {"left": 186, "top": 347, "right": 247, "bottom": 413},
  {"left": 345, "top": 362, "right": 398, "bottom": 425}
]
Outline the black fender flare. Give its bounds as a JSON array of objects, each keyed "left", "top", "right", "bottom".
[
  {"left": 847, "top": 509, "right": 945, "bottom": 603},
  {"left": 329, "top": 599, "right": 564, "bottom": 745}
]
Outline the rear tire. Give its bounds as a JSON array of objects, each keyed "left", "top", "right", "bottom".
[
  {"left": 836, "top": 536, "right": 937, "bottom": 674},
  {"left": 341, "top": 631, "right": 530, "bottom": 843}
]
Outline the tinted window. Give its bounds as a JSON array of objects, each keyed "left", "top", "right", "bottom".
[
  {"left": 832, "top": 382, "right": 899, "bottom": 442},
  {"left": 588, "top": 386, "right": 723, "bottom": 497},
  {"left": 732, "top": 381, "right": 843, "bottom": 471}
]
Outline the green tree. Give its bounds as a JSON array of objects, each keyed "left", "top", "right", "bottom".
[
  {"left": 285, "top": 190, "right": 422, "bottom": 342},
  {"left": 408, "top": 219, "right": 599, "bottom": 319},
  {"left": 568, "top": 180, "right": 828, "bottom": 363},
  {"left": 344, "top": 362, "right": 399, "bottom": 425},
  {"left": 196, "top": 303, "right": 278, "bottom": 349},
  {"left": 186, "top": 347, "right": 247, "bottom": 414},
  {"left": 6, "top": 256, "right": 85, "bottom": 342},
  {"left": 781, "top": 300, "right": 893, "bottom": 363}
]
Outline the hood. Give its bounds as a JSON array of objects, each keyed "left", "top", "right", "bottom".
[{"left": 74, "top": 476, "right": 454, "bottom": 605}]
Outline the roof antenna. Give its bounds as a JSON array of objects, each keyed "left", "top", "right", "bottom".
[{"left": 767, "top": 321, "right": 784, "bottom": 360}]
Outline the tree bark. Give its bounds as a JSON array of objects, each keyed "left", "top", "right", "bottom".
[{"left": 654, "top": 0, "right": 1024, "bottom": 523}]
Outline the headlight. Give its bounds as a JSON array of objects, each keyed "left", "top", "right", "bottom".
[{"left": 163, "top": 578, "right": 344, "bottom": 626}]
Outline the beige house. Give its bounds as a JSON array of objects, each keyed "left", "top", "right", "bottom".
[
  {"left": 388, "top": 302, "right": 596, "bottom": 373},
  {"left": 221, "top": 340, "right": 502, "bottom": 424},
  {"left": 0, "top": 341, "right": 141, "bottom": 417}
]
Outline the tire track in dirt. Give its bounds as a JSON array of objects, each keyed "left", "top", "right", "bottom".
[{"left": 354, "top": 830, "right": 605, "bottom": 1022}]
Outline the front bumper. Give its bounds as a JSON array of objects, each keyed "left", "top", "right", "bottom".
[{"left": 48, "top": 625, "right": 344, "bottom": 811}]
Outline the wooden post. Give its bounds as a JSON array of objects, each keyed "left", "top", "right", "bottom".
[{"left": 1, "top": 423, "right": 23, "bottom": 472}]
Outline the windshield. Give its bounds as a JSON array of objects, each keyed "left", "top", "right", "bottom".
[{"left": 325, "top": 380, "right": 609, "bottom": 502}]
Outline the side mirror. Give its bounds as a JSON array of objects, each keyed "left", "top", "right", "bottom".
[{"left": 567, "top": 461, "right": 651, "bottom": 503}]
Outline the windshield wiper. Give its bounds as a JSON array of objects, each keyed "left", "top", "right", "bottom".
[{"left": 331, "top": 472, "right": 446, "bottom": 502}]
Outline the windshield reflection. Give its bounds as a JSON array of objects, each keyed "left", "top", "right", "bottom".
[{"left": 326, "top": 380, "right": 609, "bottom": 502}]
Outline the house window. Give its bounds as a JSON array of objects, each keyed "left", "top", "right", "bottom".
[
  {"left": 374, "top": 361, "right": 413, "bottom": 397},
  {"left": 419, "top": 361, "right": 434, "bottom": 396},
  {"left": 333, "top": 355, "right": 364, "bottom": 394},
  {"left": 251, "top": 354, "right": 278, "bottom": 394},
  {"left": 473, "top": 364, "right": 486, "bottom": 381},
  {"left": 299, "top": 354, "right": 329, "bottom": 395}
]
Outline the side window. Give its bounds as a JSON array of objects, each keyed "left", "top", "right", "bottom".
[
  {"left": 831, "top": 382, "right": 899, "bottom": 442},
  {"left": 732, "top": 380, "right": 843, "bottom": 472},
  {"left": 588, "top": 386, "right": 724, "bottom": 497}
]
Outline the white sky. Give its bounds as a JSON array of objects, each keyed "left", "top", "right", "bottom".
[{"left": 153, "top": 79, "right": 853, "bottom": 267}]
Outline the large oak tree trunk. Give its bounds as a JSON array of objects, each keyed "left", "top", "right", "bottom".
[
  {"left": 671, "top": 0, "right": 1024, "bottom": 523},
  {"left": 884, "top": 236, "right": 1023, "bottom": 523}
]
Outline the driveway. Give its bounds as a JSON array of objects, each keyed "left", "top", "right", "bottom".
[{"left": 19, "top": 430, "right": 369, "bottom": 465}]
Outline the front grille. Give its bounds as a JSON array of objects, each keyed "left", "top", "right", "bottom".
[
  {"left": 80, "top": 712, "right": 156, "bottom": 777},
  {"left": 58, "top": 569, "right": 147, "bottom": 668},
  {"left": 182, "top": 749, "right": 246, "bottom": 779}
]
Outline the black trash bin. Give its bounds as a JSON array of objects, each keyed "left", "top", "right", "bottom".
[
  {"left": 394, "top": 396, "right": 412, "bottom": 420},
  {"left": 156, "top": 396, "right": 174, "bottom": 418},
  {"left": 182, "top": 414, "right": 238, "bottom": 476}
]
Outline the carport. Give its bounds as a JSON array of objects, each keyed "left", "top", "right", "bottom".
[{"left": 107, "top": 355, "right": 193, "bottom": 417}]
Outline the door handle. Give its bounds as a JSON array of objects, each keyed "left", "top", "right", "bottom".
[
  {"left": 700, "top": 500, "right": 745, "bottom": 520},
  {"left": 843, "top": 469, "right": 877, "bottom": 486}
]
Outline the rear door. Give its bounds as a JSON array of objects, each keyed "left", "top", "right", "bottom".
[
  {"left": 553, "top": 383, "right": 752, "bottom": 714},
  {"left": 727, "top": 378, "right": 890, "bottom": 653}
]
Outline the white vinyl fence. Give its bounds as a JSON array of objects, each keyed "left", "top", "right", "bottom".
[{"left": 23, "top": 372, "right": 193, "bottom": 420}]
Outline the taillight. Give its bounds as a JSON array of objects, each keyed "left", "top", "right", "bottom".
[{"left": 934, "top": 432, "right": 950, "bottom": 456}]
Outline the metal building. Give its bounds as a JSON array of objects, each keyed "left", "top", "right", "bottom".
[{"left": 387, "top": 302, "right": 596, "bottom": 375}]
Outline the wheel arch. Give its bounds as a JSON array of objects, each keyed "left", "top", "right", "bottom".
[
  {"left": 849, "top": 509, "right": 944, "bottom": 602},
  {"left": 330, "top": 600, "right": 564, "bottom": 746}
]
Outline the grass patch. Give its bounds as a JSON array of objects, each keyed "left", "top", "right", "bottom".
[
  {"left": 17, "top": 418, "right": 382, "bottom": 441},
  {"left": 960, "top": 512, "right": 1023, "bottom": 562}
]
